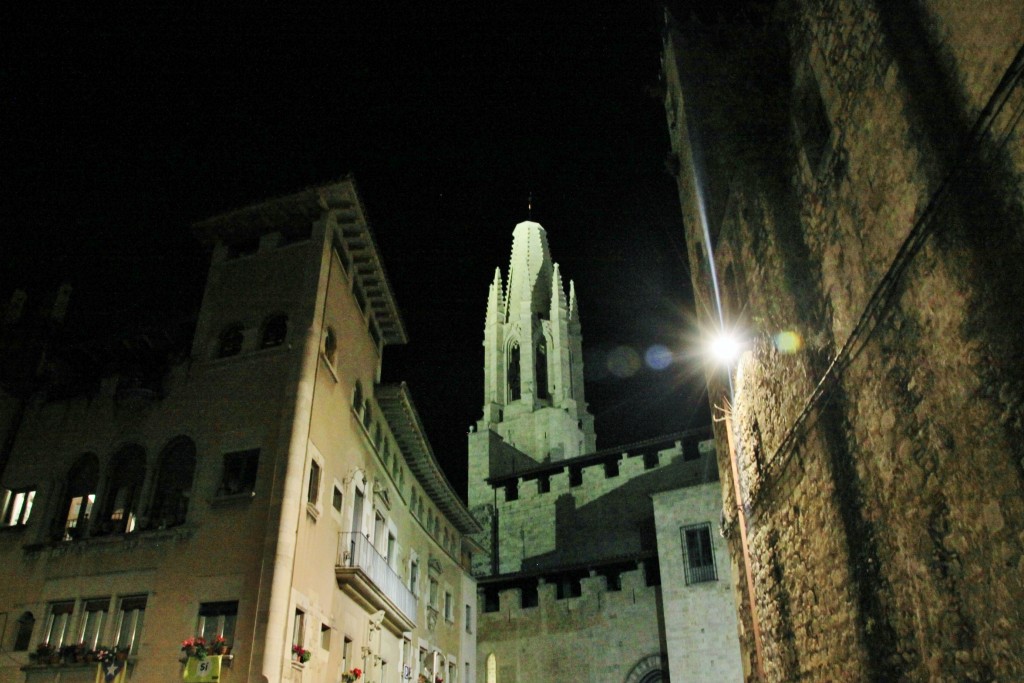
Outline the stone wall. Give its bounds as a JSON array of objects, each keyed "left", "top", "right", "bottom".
[{"left": 664, "top": 0, "right": 1024, "bottom": 680}]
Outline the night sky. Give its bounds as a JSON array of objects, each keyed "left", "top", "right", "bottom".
[{"left": 2, "top": 3, "right": 711, "bottom": 497}]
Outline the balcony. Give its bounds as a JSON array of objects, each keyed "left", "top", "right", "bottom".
[{"left": 335, "top": 532, "right": 416, "bottom": 634}]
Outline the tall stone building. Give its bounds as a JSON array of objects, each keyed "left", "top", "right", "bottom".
[
  {"left": 663, "top": 2, "right": 1024, "bottom": 680},
  {"left": 469, "top": 222, "right": 743, "bottom": 682},
  {"left": 0, "top": 178, "right": 481, "bottom": 683}
]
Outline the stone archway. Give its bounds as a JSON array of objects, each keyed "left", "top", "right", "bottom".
[{"left": 624, "top": 654, "right": 666, "bottom": 683}]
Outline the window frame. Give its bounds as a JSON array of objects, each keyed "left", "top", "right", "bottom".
[
  {"left": 113, "top": 594, "right": 147, "bottom": 655},
  {"left": 1, "top": 487, "right": 36, "bottom": 527},
  {"left": 681, "top": 522, "right": 718, "bottom": 585},
  {"left": 217, "top": 449, "right": 260, "bottom": 497},
  {"left": 197, "top": 601, "right": 238, "bottom": 645}
]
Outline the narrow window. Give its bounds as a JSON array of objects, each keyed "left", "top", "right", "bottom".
[
  {"left": 1, "top": 487, "right": 35, "bottom": 526},
  {"left": 98, "top": 445, "right": 146, "bottom": 535},
  {"left": 444, "top": 591, "right": 453, "bottom": 621},
  {"left": 58, "top": 453, "right": 98, "bottom": 541},
  {"left": 429, "top": 578, "right": 439, "bottom": 609},
  {"left": 43, "top": 601, "right": 75, "bottom": 648},
  {"left": 13, "top": 612, "right": 34, "bottom": 651},
  {"left": 114, "top": 595, "right": 147, "bottom": 655},
  {"left": 260, "top": 314, "right": 288, "bottom": 349},
  {"left": 150, "top": 437, "right": 195, "bottom": 529},
  {"left": 386, "top": 533, "right": 396, "bottom": 566},
  {"left": 505, "top": 481, "right": 518, "bottom": 502},
  {"left": 307, "top": 460, "right": 321, "bottom": 505},
  {"left": 536, "top": 337, "right": 550, "bottom": 400},
  {"left": 332, "top": 485, "right": 343, "bottom": 512},
  {"left": 323, "top": 326, "right": 338, "bottom": 367},
  {"left": 352, "top": 381, "right": 364, "bottom": 414},
  {"left": 79, "top": 598, "right": 109, "bottom": 650},
  {"left": 342, "top": 636, "right": 352, "bottom": 671},
  {"left": 409, "top": 559, "right": 419, "bottom": 595},
  {"left": 486, "top": 653, "right": 497, "bottom": 683},
  {"left": 218, "top": 449, "right": 260, "bottom": 496},
  {"left": 198, "top": 601, "right": 238, "bottom": 644},
  {"left": 507, "top": 341, "right": 521, "bottom": 401},
  {"left": 521, "top": 581, "right": 539, "bottom": 608},
  {"left": 465, "top": 604, "right": 472, "bottom": 633},
  {"left": 362, "top": 399, "right": 372, "bottom": 431},
  {"left": 292, "top": 609, "right": 305, "bottom": 649},
  {"left": 568, "top": 467, "right": 582, "bottom": 488},
  {"left": 682, "top": 522, "right": 718, "bottom": 584},
  {"left": 217, "top": 324, "right": 244, "bottom": 358},
  {"left": 537, "top": 477, "right": 550, "bottom": 494},
  {"left": 320, "top": 624, "right": 331, "bottom": 651}
]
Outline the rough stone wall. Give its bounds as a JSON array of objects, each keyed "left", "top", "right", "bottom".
[
  {"left": 476, "top": 568, "right": 664, "bottom": 683},
  {"left": 665, "top": 0, "right": 1024, "bottom": 680}
]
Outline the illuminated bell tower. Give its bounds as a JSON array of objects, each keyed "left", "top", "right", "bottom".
[{"left": 468, "top": 221, "right": 596, "bottom": 544}]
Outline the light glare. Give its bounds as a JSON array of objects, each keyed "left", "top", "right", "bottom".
[{"left": 709, "top": 332, "right": 741, "bottom": 365}]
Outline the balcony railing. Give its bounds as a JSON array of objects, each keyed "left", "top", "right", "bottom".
[{"left": 336, "top": 532, "right": 417, "bottom": 631}]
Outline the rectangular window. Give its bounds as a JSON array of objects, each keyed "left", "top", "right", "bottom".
[
  {"left": 198, "top": 601, "right": 238, "bottom": 644},
  {"left": 43, "top": 601, "right": 74, "bottom": 648},
  {"left": 504, "top": 481, "right": 518, "bottom": 502},
  {"left": 218, "top": 449, "right": 260, "bottom": 496},
  {"left": 604, "top": 460, "right": 619, "bottom": 478},
  {"left": 386, "top": 533, "right": 396, "bottom": 566},
  {"left": 428, "top": 578, "right": 439, "bottom": 609},
  {"left": 465, "top": 604, "right": 472, "bottom": 633},
  {"left": 320, "top": 623, "right": 331, "bottom": 650},
  {"left": 114, "top": 595, "right": 147, "bottom": 654},
  {"left": 568, "top": 467, "right": 582, "bottom": 487},
  {"left": 681, "top": 523, "right": 718, "bottom": 584},
  {"left": 410, "top": 559, "right": 419, "bottom": 595},
  {"left": 1, "top": 488, "right": 35, "bottom": 526},
  {"left": 342, "top": 636, "right": 352, "bottom": 671},
  {"left": 292, "top": 609, "right": 305, "bottom": 648},
  {"left": 307, "top": 460, "right": 321, "bottom": 505},
  {"left": 332, "top": 485, "right": 343, "bottom": 512},
  {"left": 444, "top": 592, "right": 453, "bottom": 622},
  {"left": 79, "top": 598, "right": 109, "bottom": 650}
]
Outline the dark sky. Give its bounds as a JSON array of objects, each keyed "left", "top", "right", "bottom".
[{"left": 1, "top": 3, "right": 710, "bottom": 497}]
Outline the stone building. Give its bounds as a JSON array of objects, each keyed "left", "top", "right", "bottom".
[
  {"left": 469, "top": 222, "right": 743, "bottom": 682},
  {"left": 663, "top": 2, "right": 1024, "bottom": 681},
  {"left": 0, "top": 178, "right": 481, "bottom": 683}
]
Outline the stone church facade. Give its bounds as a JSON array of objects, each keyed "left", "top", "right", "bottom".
[
  {"left": 469, "top": 222, "right": 743, "bottom": 682},
  {"left": 663, "top": 2, "right": 1024, "bottom": 681}
]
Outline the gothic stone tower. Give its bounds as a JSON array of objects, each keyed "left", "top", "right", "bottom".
[{"left": 468, "top": 221, "right": 595, "bottom": 574}]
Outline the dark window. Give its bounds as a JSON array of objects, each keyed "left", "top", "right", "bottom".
[
  {"left": 504, "top": 481, "right": 518, "bottom": 502},
  {"left": 1, "top": 488, "right": 35, "bottom": 526},
  {"left": 307, "top": 460, "right": 321, "bottom": 505},
  {"left": 644, "top": 560, "right": 662, "bottom": 587},
  {"left": 149, "top": 437, "right": 196, "bottom": 529},
  {"left": 260, "top": 314, "right": 288, "bottom": 349},
  {"left": 537, "top": 477, "right": 550, "bottom": 494},
  {"left": 13, "top": 611, "right": 34, "bottom": 651},
  {"left": 332, "top": 485, "right": 343, "bottom": 512},
  {"left": 218, "top": 324, "right": 244, "bottom": 358},
  {"left": 362, "top": 400, "right": 372, "bottom": 431},
  {"left": 604, "top": 460, "right": 620, "bottom": 478},
  {"left": 535, "top": 337, "right": 549, "bottom": 401},
  {"left": 352, "top": 381, "right": 364, "bottom": 413},
  {"left": 483, "top": 587, "right": 499, "bottom": 613},
  {"left": 218, "top": 449, "right": 260, "bottom": 496},
  {"left": 323, "top": 327, "right": 338, "bottom": 366},
  {"left": 554, "top": 575, "right": 582, "bottom": 600},
  {"left": 369, "top": 320, "right": 382, "bottom": 350},
  {"left": 682, "top": 523, "right": 717, "bottom": 584},
  {"left": 57, "top": 453, "right": 98, "bottom": 541},
  {"left": 507, "top": 342, "right": 521, "bottom": 402},
  {"left": 198, "top": 601, "right": 238, "bottom": 644},
  {"left": 97, "top": 445, "right": 146, "bottom": 535},
  {"left": 568, "top": 467, "right": 582, "bottom": 487},
  {"left": 520, "top": 582, "right": 538, "bottom": 608}
]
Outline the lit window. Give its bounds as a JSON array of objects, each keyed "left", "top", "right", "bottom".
[
  {"left": 43, "top": 601, "right": 74, "bottom": 648},
  {"left": 114, "top": 595, "right": 147, "bottom": 655},
  {"left": 681, "top": 522, "right": 717, "bottom": 584},
  {"left": 198, "top": 601, "right": 237, "bottom": 644},
  {"left": 260, "top": 314, "right": 288, "bottom": 349},
  {"left": 217, "top": 324, "right": 244, "bottom": 358},
  {"left": 218, "top": 449, "right": 260, "bottom": 496},
  {"left": 307, "top": 460, "right": 321, "bottom": 505},
  {"left": 98, "top": 445, "right": 146, "bottom": 535},
  {"left": 59, "top": 454, "right": 98, "bottom": 541},
  {"left": 1, "top": 488, "right": 35, "bottom": 527}
]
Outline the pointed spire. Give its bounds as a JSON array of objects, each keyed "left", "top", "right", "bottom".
[
  {"left": 568, "top": 279, "right": 579, "bottom": 323},
  {"left": 486, "top": 267, "right": 505, "bottom": 325},
  {"left": 506, "top": 222, "right": 553, "bottom": 316},
  {"left": 550, "top": 262, "right": 567, "bottom": 316}
]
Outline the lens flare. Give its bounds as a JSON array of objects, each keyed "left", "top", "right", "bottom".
[{"left": 773, "top": 330, "right": 802, "bottom": 354}]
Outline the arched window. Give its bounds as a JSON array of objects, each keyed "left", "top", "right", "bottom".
[
  {"left": 323, "top": 326, "right": 338, "bottom": 367},
  {"left": 217, "top": 324, "right": 244, "bottom": 358},
  {"left": 260, "top": 314, "right": 288, "bottom": 349},
  {"left": 536, "top": 336, "right": 550, "bottom": 401},
  {"left": 149, "top": 437, "right": 196, "bottom": 529},
  {"left": 97, "top": 445, "right": 146, "bottom": 535},
  {"left": 486, "top": 653, "right": 497, "bottom": 683},
  {"left": 58, "top": 454, "right": 98, "bottom": 541},
  {"left": 13, "top": 611, "right": 34, "bottom": 651},
  {"left": 507, "top": 341, "right": 521, "bottom": 402}
]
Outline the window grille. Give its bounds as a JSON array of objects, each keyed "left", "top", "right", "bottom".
[{"left": 681, "top": 522, "right": 717, "bottom": 584}]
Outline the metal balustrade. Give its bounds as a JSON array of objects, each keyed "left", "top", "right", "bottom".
[{"left": 336, "top": 532, "right": 417, "bottom": 626}]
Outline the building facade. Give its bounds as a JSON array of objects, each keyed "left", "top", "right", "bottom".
[
  {"left": 469, "top": 222, "right": 742, "bottom": 682},
  {"left": 0, "top": 178, "right": 480, "bottom": 683},
  {"left": 663, "top": 2, "right": 1024, "bottom": 680}
]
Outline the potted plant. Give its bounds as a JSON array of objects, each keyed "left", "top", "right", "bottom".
[
  {"left": 181, "top": 637, "right": 208, "bottom": 659},
  {"left": 291, "top": 644, "right": 311, "bottom": 663},
  {"left": 91, "top": 646, "right": 114, "bottom": 666},
  {"left": 32, "top": 642, "right": 55, "bottom": 665},
  {"left": 341, "top": 667, "right": 362, "bottom": 682},
  {"left": 212, "top": 634, "right": 230, "bottom": 655},
  {"left": 59, "top": 643, "right": 84, "bottom": 664}
]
